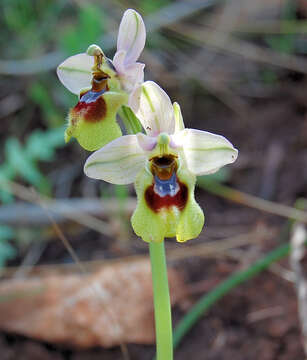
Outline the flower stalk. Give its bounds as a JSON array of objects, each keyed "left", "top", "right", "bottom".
[{"left": 149, "top": 241, "right": 173, "bottom": 360}]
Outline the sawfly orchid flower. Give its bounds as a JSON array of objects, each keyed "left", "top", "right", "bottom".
[
  {"left": 57, "top": 9, "right": 146, "bottom": 151},
  {"left": 84, "top": 81, "right": 238, "bottom": 243}
]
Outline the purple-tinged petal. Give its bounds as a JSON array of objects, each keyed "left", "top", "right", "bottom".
[{"left": 136, "top": 133, "right": 157, "bottom": 151}]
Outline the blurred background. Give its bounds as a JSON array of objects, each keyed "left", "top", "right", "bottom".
[{"left": 1, "top": 0, "right": 307, "bottom": 359}]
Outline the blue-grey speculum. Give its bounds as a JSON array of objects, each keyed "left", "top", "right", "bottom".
[
  {"left": 80, "top": 89, "right": 106, "bottom": 104},
  {"left": 153, "top": 172, "right": 179, "bottom": 197}
]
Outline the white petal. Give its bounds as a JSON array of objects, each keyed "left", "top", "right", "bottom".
[
  {"left": 117, "top": 9, "right": 146, "bottom": 65},
  {"left": 175, "top": 129, "right": 238, "bottom": 175},
  {"left": 84, "top": 135, "right": 146, "bottom": 184},
  {"left": 130, "top": 81, "right": 175, "bottom": 136},
  {"left": 57, "top": 53, "right": 93, "bottom": 95}
]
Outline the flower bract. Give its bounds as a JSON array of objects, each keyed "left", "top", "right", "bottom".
[
  {"left": 56, "top": 9, "right": 146, "bottom": 151},
  {"left": 84, "top": 81, "right": 238, "bottom": 243}
]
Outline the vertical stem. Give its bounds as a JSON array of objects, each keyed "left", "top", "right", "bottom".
[{"left": 149, "top": 241, "right": 173, "bottom": 360}]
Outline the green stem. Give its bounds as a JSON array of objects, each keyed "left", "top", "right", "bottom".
[
  {"left": 149, "top": 241, "right": 173, "bottom": 360},
  {"left": 173, "top": 242, "right": 291, "bottom": 350}
]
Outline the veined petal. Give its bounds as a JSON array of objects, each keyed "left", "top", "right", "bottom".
[
  {"left": 176, "top": 128, "right": 238, "bottom": 175},
  {"left": 84, "top": 135, "right": 146, "bottom": 184},
  {"left": 117, "top": 9, "right": 146, "bottom": 65},
  {"left": 57, "top": 53, "right": 94, "bottom": 95},
  {"left": 130, "top": 81, "right": 175, "bottom": 136}
]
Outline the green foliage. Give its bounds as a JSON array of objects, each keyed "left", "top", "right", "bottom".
[
  {"left": 0, "top": 127, "right": 65, "bottom": 203},
  {"left": 265, "top": 0, "right": 297, "bottom": 55},
  {"left": 197, "top": 168, "right": 231, "bottom": 187},
  {"left": 0, "top": 226, "right": 16, "bottom": 267},
  {"left": 140, "top": 0, "right": 170, "bottom": 14},
  {"left": 59, "top": 3, "right": 106, "bottom": 54},
  {"left": 29, "top": 81, "right": 63, "bottom": 128}
]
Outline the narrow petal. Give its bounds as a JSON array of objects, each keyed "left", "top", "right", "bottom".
[
  {"left": 130, "top": 81, "right": 175, "bottom": 136},
  {"left": 173, "top": 102, "right": 185, "bottom": 133},
  {"left": 117, "top": 9, "right": 146, "bottom": 65},
  {"left": 84, "top": 135, "right": 146, "bottom": 184},
  {"left": 57, "top": 53, "right": 93, "bottom": 95},
  {"left": 175, "top": 129, "right": 238, "bottom": 175}
]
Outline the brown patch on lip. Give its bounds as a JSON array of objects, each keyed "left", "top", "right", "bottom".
[
  {"left": 70, "top": 95, "right": 107, "bottom": 124},
  {"left": 145, "top": 178, "right": 188, "bottom": 213}
]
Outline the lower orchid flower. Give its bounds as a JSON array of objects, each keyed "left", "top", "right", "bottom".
[
  {"left": 56, "top": 9, "right": 146, "bottom": 151},
  {"left": 84, "top": 81, "right": 238, "bottom": 243}
]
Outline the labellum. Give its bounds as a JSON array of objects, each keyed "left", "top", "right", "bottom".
[{"left": 65, "top": 54, "right": 127, "bottom": 151}]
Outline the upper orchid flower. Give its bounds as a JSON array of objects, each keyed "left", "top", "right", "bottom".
[
  {"left": 84, "top": 81, "right": 238, "bottom": 243},
  {"left": 56, "top": 9, "right": 146, "bottom": 151}
]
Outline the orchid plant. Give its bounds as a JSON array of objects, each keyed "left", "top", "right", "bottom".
[
  {"left": 57, "top": 9, "right": 146, "bottom": 151},
  {"left": 57, "top": 9, "right": 238, "bottom": 360}
]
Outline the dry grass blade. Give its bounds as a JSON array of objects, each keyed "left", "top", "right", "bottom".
[
  {"left": 2, "top": 183, "right": 131, "bottom": 359},
  {"left": 0, "top": 198, "right": 136, "bottom": 226},
  {"left": 199, "top": 180, "right": 307, "bottom": 225},
  {"left": 169, "top": 24, "right": 307, "bottom": 74},
  {"left": 0, "top": 179, "right": 112, "bottom": 235},
  {"left": 290, "top": 223, "right": 307, "bottom": 355},
  {"left": 1, "top": 225, "right": 272, "bottom": 277}
]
